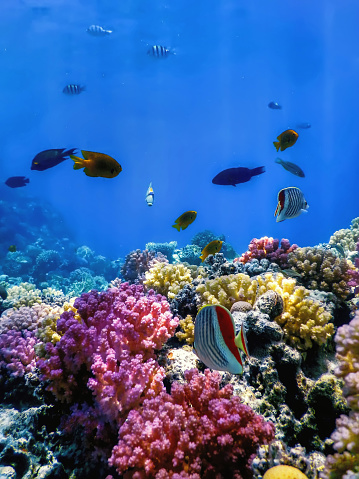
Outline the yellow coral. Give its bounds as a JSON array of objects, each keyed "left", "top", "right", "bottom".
[
  {"left": 144, "top": 262, "right": 205, "bottom": 299},
  {"left": 263, "top": 465, "right": 308, "bottom": 479},
  {"left": 256, "top": 273, "right": 334, "bottom": 350},
  {"left": 176, "top": 315, "right": 195, "bottom": 344},
  {"left": 196, "top": 273, "right": 258, "bottom": 310}
]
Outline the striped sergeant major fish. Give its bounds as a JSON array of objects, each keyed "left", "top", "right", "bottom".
[
  {"left": 275, "top": 187, "right": 309, "bottom": 222},
  {"left": 145, "top": 182, "right": 154, "bottom": 206},
  {"left": 63, "top": 84, "right": 86, "bottom": 95},
  {"left": 87, "top": 25, "right": 112, "bottom": 36},
  {"left": 147, "top": 45, "right": 173, "bottom": 58},
  {"left": 193, "top": 304, "right": 249, "bottom": 375}
]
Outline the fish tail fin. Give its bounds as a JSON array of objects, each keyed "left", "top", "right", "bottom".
[
  {"left": 199, "top": 254, "right": 204, "bottom": 262},
  {"left": 172, "top": 223, "right": 181, "bottom": 231},
  {"left": 70, "top": 155, "right": 85, "bottom": 170},
  {"left": 251, "top": 166, "right": 265, "bottom": 176},
  {"left": 273, "top": 141, "right": 280, "bottom": 152},
  {"left": 25, "top": 178, "right": 30, "bottom": 184},
  {"left": 65, "top": 148, "right": 78, "bottom": 157},
  {"left": 234, "top": 325, "right": 250, "bottom": 357}
]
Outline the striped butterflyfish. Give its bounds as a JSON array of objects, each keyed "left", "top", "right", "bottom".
[
  {"left": 193, "top": 304, "right": 249, "bottom": 375},
  {"left": 275, "top": 187, "right": 309, "bottom": 222},
  {"left": 147, "top": 45, "right": 172, "bottom": 57}
]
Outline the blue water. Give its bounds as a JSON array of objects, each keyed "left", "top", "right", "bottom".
[{"left": 0, "top": 0, "right": 358, "bottom": 260}]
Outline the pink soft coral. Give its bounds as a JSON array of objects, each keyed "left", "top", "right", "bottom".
[
  {"left": 234, "top": 237, "right": 298, "bottom": 269},
  {"left": 110, "top": 369, "right": 275, "bottom": 479}
]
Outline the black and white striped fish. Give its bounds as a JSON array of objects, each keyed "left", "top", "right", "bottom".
[
  {"left": 193, "top": 304, "right": 249, "bottom": 375},
  {"left": 87, "top": 25, "right": 112, "bottom": 36},
  {"left": 275, "top": 187, "right": 309, "bottom": 222},
  {"left": 147, "top": 45, "right": 172, "bottom": 58},
  {"left": 62, "top": 84, "right": 86, "bottom": 95}
]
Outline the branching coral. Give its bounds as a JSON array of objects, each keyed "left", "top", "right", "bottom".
[
  {"left": 176, "top": 314, "right": 195, "bottom": 344},
  {"left": 2, "top": 283, "right": 42, "bottom": 309},
  {"left": 288, "top": 247, "right": 356, "bottom": 300},
  {"left": 109, "top": 368, "right": 275, "bottom": 478},
  {"left": 234, "top": 237, "right": 298, "bottom": 269},
  {"left": 121, "top": 249, "right": 156, "bottom": 283},
  {"left": 329, "top": 217, "right": 359, "bottom": 256}
]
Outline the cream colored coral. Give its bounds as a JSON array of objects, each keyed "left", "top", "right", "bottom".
[
  {"left": 3, "top": 283, "right": 42, "bottom": 309},
  {"left": 196, "top": 273, "right": 258, "bottom": 310},
  {"left": 176, "top": 315, "right": 195, "bottom": 344},
  {"left": 144, "top": 262, "right": 203, "bottom": 299},
  {"left": 329, "top": 217, "right": 359, "bottom": 253}
]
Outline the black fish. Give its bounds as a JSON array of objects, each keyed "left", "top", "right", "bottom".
[
  {"left": 31, "top": 148, "right": 77, "bottom": 171},
  {"left": 63, "top": 84, "right": 86, "bottom": 95},
  {"left": 268, "top": 101, "right": 282, "bottom": 110},
  {"left": 0, "top": 285, "right": 7, "bottom": 300},
  {"left": 212, "top": 166, "right": 265, "bottom": 186},
  {"left": 8, "top": 245, "right": 17, "bottom": 252},
  {"left": 5, "top": 176, "right": 30, "bottom": 188}
]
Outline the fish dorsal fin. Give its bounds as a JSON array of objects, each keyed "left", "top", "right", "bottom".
[
  {"left": 81, "top": 150, "right": 91, "bottom": 160},
  {"left": 234, "top": 325, "right": 249, "bottom": 357}
]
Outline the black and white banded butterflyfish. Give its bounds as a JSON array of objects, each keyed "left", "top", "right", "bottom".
[
  {"left": 275, "top": 186, "right": 309, "bottom": 222},
  {"left": 193, "top": 304, "right": 249, "bottom": 375}
]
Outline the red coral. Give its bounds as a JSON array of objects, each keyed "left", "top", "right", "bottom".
[{"left": 110, "top": 369, "right": 275, "bottom": 478}]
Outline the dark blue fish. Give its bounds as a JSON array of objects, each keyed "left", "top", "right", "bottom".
[
  {"left": 63, "top": 84, "right": 86, "bottom": 95},
  {"left": 5, "top": 176, "right": 29, "bottom": 188},
  {"left": 296, "top": 122, "right": 311, "bottom": 129},
  {"left": 212, "top": 166, "right": 265, "bottom": 186},
  {"left": 147, "top": 45, "right": 172, "bottom": 57},
  {"left": 0, "top": 285, "right": 7, "bottom": 300},
  {"left": 268, "top": 101, "right": 282, "bottom": 110},
  {"left": 275, "top": 158, "right": 305, "bottom": 178},
  {"left": 31, "top": 148, "right": 77, "bottom": 171}
]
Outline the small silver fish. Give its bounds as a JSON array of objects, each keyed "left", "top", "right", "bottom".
[
  {"left": 193, "top": 304, "right": 249, "bottom": 375},
  {"left": 63, "top": 84, "right": 86, "bottom": 95},
  {"left": 296, "top": 122, "right": 311, "bottom": 129},
  {"left": 275, "top": 158, "right": 305, "bottom": 178},
  {"left": 275, "top": 187, "right": 309, "bottom": 222},
  {"left": 268, "top": 101, "right": 282, "bottom": 110},
  {"left": 147, "top": 45, "right": 172, "bottom": 58},
  {"left": 145, "top": 182, "right": 154, "bottom": 206},
  {"left": 87, "top": 25, "right": 112, "bottom": 36}
]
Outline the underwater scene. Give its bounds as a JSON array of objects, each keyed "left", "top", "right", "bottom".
[{"left": 0, "top": 0, "right": 359, "bottom": 478}]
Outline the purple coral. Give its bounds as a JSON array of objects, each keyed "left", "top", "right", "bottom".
[
  {"left": 234, "top": 237, "right": 298, "bottom": 269},
  {"left": 110, "top": 368, "right": 275, "bottom": 478},
  {"left": 0, "top": 330, "right": 38, "bottom": 377}
]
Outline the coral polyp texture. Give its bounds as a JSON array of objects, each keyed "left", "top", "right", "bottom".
[
  {"left": 234, "top": 237, "right": 298, "bottom": 269},
  {"left": 288, "top": 246, "right": 357, "bottom": 299},
  {"left": 109, "top": 368, "right": 275, "bottom": 478}
]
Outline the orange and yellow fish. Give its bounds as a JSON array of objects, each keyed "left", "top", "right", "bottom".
[
  {"left": 70, "top": 150, "right": 122, "bottom": 178},
  {"left": 273, "top": 129, "right": 298, "bottom": 152},
  {"left": 200, "top": 240, "right": 223, "bottom": 262},
  {"left": 172, "top": 211, "right": 197, "bottom": 231}
]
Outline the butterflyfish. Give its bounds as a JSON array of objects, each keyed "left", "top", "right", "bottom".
[
  {"left": 63, "top": 84, "right": 86, "bottom": 95},
  {"left": 145, "top": 182, "right": 154, "bottom": 206},
  {"left": 172, "top": 211, "right": 197, "bottom": 231},
  {"left": 193, "top": 304, "right": 249, "bottom": 375},
  {"left": 70, "top": 150, "right": 122, "bottom": 178},
  {"left": 273, "top": 129, "right": 298, "bottom": 152},
  {"left": 275, "top": 187, "right": 309, "bottom": 222},
  {"left": 87, "top": 25, "right": 112, "bottom": 36},
  {"left": 148, "top": 45, "right": 173, "bottom": 57},
  {"left": 200, "top": 240, "right": 223, "bottom": 262}
]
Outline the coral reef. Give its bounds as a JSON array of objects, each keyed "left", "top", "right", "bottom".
[
  {"left": 234, "top": 237, "right": 298, "bottom": 269},
  {"left": 288, "top": 247, "right": 357, "bottom": 300},
  {"left": 173, "top": 244, "right": 202, "bottom": 265},
  {"left": 329, "top": 217, "right": 359, "bottom": 258},
  {"left": 109, "top": 368, "right": 275, "bottom": 478},
  {"left": 176, "top": 314, "right": 195, "bottom": 344},
  {"left": 146, "top": 241, "right": 177, "bottom": 262},
  {"left": 121, "top": 248, "right": 156, "bottom": 282},
  {"left": 191, "top": 230, "right": 237, "bottom": 260}
]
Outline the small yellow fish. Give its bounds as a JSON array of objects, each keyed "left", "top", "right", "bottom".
[
  {"left": 172, "top": 211, "right": 197, "bottom": 231},
  {"left": 200, "top": 240, "right": 223, "bottom": 262},
  {"left": 273, "top": 129, "right": 298, "bottom": 152},
  {"left": 70, "top": 150, "right": 122, "bottom": 178},
  {"left": 8, "top": 245, "right": 17, "bottom": 252}
]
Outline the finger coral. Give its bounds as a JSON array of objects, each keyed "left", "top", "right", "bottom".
[
  {"left": 288, "top": 246, "right": 356, "bottom": 299},
  {"left": 234, "top": 237, "right": 298, "bottom": 269},
  {"left": 109, "top": 368, "right": 275, "bottom": 478},
  {"left": 329, "top": 217, "right": 359, "bottom": 256}
]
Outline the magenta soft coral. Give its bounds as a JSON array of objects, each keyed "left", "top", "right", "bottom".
[
  {"left": 110, "top": 369, "right": 275, "bottom": 479},
  {"left": 234, "top": 236, "right": 298, "bottom": 269},
  {"left": 38, "top": 284, "right": 178, "bottom": 420}
]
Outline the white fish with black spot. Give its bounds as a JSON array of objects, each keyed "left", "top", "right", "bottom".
[
  {"left": 147, "top": 45, "right": 174, "bottom": 58},
  {"left": 63, "top": 84, "right": 86, "bottom": 95},
  {"left": 275, "top": 187, "right": 309, "bottom": 222},
  {"left": 87, "top": 25, "right": 112, "bottom": 36}
]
